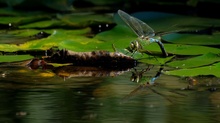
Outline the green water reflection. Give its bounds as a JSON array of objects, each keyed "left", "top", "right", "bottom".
[{"left": 0, "top": 64, "right": 220, "bottom": 123}]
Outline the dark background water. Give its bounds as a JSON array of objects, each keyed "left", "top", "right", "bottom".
[{"left": 0, "top": 0, "right": 220, "bottom": 19}]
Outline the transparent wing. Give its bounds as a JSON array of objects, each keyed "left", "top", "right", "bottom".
[{"left": 118, "top": 10, "right": 155, "bottom": 37}]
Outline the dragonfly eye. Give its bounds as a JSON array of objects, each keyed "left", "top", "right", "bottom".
[
  {"left": 130, "top": 40, "right": 141, "bottom": 51},
  {"left": 130, "top": 42, "right": 135, "bottom": 49}
]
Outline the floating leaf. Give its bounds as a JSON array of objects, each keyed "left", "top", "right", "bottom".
[
  {"left": 164, "top": 62, "right": 220, "bottom": 77},
  {"left": 19, "top": 19, "right": 65, "bottom": 29},
  {"left": 0, "top": 28, "right": 92, "bottom": 52},
  {"left": 162, "top": 33, "right": 220, "bottom": 45},
  {"left": 58, "top": 36, "right": 103, "bottom": 52},
  {"left": 131, "top": 11, "right": 220, "bottom": 32},
  {"left": 0, "top": 15, "right": 49, "bottom": 26},
  {"left": 0, "top": 44, "right": 20, "bottom": 52},
  {"left": 167, "top": 53, "right": 220, "bottom": 68},
  {"left": 0, "top": 55, "right": 33, "bottom": 63},
  {"left": 95, "top": 25, "right": 135, "bottom": 42},
  {"left": 0, "top": 29, "right": 52, "bottom": 44},
  {"left": 139, "top": 55, "right": 175, "bottom": 65},
  {"left": 41, "top": 0, "right": 74, "bottom": 11},
  {"left": 57, "top": 13, "right": 114, "bottom": 28},
  {"left": 145, "top": 43, "right": 220, "bottom": 55},
  {"left": 0, "top": 8, "right": 23, "bottom": 16}
]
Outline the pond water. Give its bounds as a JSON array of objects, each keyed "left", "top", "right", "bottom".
[{"left": 0, "top": 63, "right": 220, "bottom": 123}]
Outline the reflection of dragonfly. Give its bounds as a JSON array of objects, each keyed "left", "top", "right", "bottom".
[
  {"left": 122, "top": 65, "right": 186, "bottom": 103},
  {"left": 118, "top": 10, "right": 168, "bottom": 57},
  {"left": 130, "top": 65, "right": 163, "bottom": 85},
  {"left": 130, "top": 65, "right": 156, "bottom": 85}
]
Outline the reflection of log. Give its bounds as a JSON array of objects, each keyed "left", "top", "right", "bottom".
[
  {"left": 47, "top": 49, "right": 137, "bottom": 68},
  {"left": 53, "top": 66, "right": 130, "bottom": 78}
]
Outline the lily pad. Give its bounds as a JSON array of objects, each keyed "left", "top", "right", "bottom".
[
  {"left": 162, "top": 33, "right": 220, "bottom": 45},
  {"left": 0, "top": 8, "right": 23, "bottom": 16},
  {"left": 139, "top": 55, "right": 175, "bottom": 65},
  {"left": 0, "top": 15, "right": 49, "bottom": 26},
  {"left": 58, "top": 36, "right": 103, "bottom": 52},
  {"left": 95, "top": 25, "right": 135, "bottom": 41},
  {"left": 57, "top": 13, "right": 114, "bottom": 28},
  {"left": 167, "top": 53, "right": 220, "bottom": 68},
  {"left": 0, "top": 28, "right": 93, "bottom": 52},
  {"left": 0, "top": 44, "right": 20, "bottom": 52},
  {"left": 146, "top": 43, "right": 220, "bottom": 55},
  {"left": 41, "top": 0, "right": 74, "bottom": 11},
  {"left": 129, "top": 11, "right": 220, "bottom": 33},
  {"left": 0, "top": 29, "right": 52, "bottom": 44},
  {"left": 19, "top": 19, "right": 65, "bottom": 29},
  {"left": 164, "top": 62, "right": 220, "bottom": 77},
  {"left": 0, "top": 55, "right": 33, "bottom": 63}
]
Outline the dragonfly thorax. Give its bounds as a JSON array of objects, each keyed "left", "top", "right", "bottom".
[{"left": 130, "top": 40, "right": 142, "bottom": 52}]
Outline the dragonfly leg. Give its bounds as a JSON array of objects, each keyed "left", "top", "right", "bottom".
[
  {"left": 130, "top": 50, "right": 137, "bottom": 57},
  {"left": 139, "top": 49, "right": 153, "bottom": 55},
  {"left": 112, "top": 44, "right": 117, "bottom": 52}
]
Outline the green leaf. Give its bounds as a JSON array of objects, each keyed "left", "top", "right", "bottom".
[
  {"left": 41, "top": 0, "right": 74, "bottom": 11},
  {"left": 139, "top": 55, "right": 175, "bottom": 65},
  {"left": 0, "top": 44, "right": 20, "bottom": 52},
  {"left": 0, "top": 8, "right": 23, "bottom": 16},
  {"left": 95, "top": 25, "right": 136, "bottom": 51},
  {"left": 164, "top": 62, "right": 220, "bottom": 77},
  {"left": 57, "top": 13, "right": 114, "bottom": 28},
  {"left": 131, "top": 11, "right": 220, "bottom": 33},
  {"left": 0, "top": 29, "right": 52, "bottom": 44},
  {"left": 0, "top": 55, "right": 33, "bottom": 63},
  {"left": 0, "top": 15, "right": 49, "bottom": 26},
  {"left": 19, "top": 20, "right": 65, "bottom": 29},
  {"left": 95, "top": 25, "right": 135, "bottom": 41},
  {"left": 58, "top": 36, "right": 103, "bottom": 52},
  {"left": 146, "top": 43, "right": 220, "bottom": 55},
  {"left": 0, "top": 28, "right": 92, "bottom": 52},
  {"left": 162, "top": 33, "right": 220, "bottom": 45},
  {"left": 167, "top": 53, "right": 220, "bottom": 68}
]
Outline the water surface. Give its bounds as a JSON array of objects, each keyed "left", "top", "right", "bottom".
[{"left": 0, "top": 64, "right": 220, "bottom": 123}]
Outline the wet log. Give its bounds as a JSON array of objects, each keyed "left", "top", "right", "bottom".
[
  {"left": 26, "top": 59, "right": 131, "bottom": 78},
  {"left": 46, "top": 49, "right": 137, "bottom": 69}
]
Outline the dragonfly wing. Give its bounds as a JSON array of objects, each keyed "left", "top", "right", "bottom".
[{"left": 118, "top": 10, "right": 155, "bottom": 37}]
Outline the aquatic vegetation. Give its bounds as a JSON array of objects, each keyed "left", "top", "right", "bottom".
[{"left": 0, "top": 9, "right": 220, "bottom": 77}]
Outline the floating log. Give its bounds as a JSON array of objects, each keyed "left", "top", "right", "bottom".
[
  {"left": 26, "top": 59, "right": 131, "bottom": 78},
  {"left": 47, "top": 49, "right": 137, "bottom": 69}
]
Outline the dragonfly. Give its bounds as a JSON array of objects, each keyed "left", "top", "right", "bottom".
[{"left": 118, "top": 10, "right": 168, "bottom": 57}]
